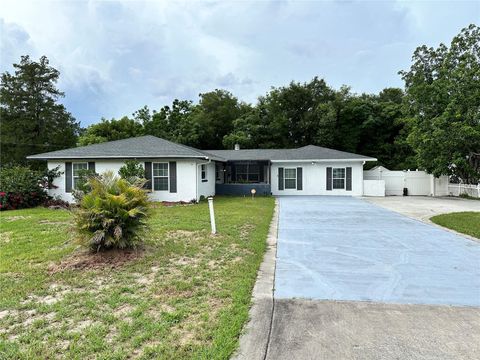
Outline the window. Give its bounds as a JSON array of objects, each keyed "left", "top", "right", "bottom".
[
  {"left": 234, "top": 162, "right": 261, "bottom": 183},
  {"left": 284, "top": 168, "right": 297, "bottom": 189},
  {"left": 201, "top": 164, "right": 208, "bottom": 182},
  {"left": 332, "top": 168, "right": 345, "bottom": 189},
  {"left": 153, "top": 163, "right": 169, "bottom": 191},
  {"left": 73, "top": 162, "right": 88, "bottom": 189}
]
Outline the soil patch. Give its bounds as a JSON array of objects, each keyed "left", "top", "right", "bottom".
[
  {"left": 3, "top": 215, "right": 31, "bottom": 222},
  {"left": 49, "top": 248, "right": 144, "bottom": 273},
  {"left": 38, "top": 220, "right": 71, "bottom": 226}
]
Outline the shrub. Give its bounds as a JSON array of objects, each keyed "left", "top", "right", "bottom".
[
  {"left": 0, "top": 166, "right": 49, "bottom": 210},
  {"left": 43, "top": 196, "right": 70, "bottom": 209},
  {"left": 72, "top": 168, "right": 97, "bottom": 202},
  {"left": 118, "top": 160, "right": 145, "bottom": 183},
  {"left": 74, "top": 171, "right": 150, "bottom": 251}
]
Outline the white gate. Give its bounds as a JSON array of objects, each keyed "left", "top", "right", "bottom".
[{"left": 363, "top": 166, "right": 449, "bottom": 196}]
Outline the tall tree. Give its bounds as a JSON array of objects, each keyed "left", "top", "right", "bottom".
[
  {"left": 400, "top": 24, "right": 480, "bottom": 183},
  {"left": 225, "top": 77, "right": 338, "bottom": 149},
  {"left": 0, "top": 55, "right": 80, "bottom": 166},
  {"left": 78, "top": 116, "right": 143, "bottom": 146},
  {"left": 189, "top": 89, "right": 249, "bottom": 149}
]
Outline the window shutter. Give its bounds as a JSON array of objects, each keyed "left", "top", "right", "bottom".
[
  {"left": 169, "top": 161, "right": 177, "bottom": 193},
  {"left": 65, "top": 162, "right": 72, "bottom": 193},
  {"left": 278, "top": 167, "right": 284, "bottom": 190},
  {"left": 346, "top": 167, "right": 352, "bottom": 191},
  {"left": 88, "top": 162, "right": 95, "bottom": 173},
  {"left": 297, "top": 167, "right": 303, "bottom": 190},
  {"left": 144, "top": 162, "right": 152, "bottom": 190},
  {"left": 326, "top": 167, "right": 332, "bottom": 191}
]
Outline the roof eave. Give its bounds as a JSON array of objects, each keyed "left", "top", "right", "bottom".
[
  {"left": 27, "top": 154, "right": 212, "bottom": 160},
  {"left": 270, "top": 158, "right": 377, "bottom": 163}
]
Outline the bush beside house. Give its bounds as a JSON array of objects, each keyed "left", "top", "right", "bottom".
[
  {"left": 0, "top": 166, "right": 54, "bottom": 210},
  {"left": 74, "top": 171, "right": 150, "bottom": 251}
]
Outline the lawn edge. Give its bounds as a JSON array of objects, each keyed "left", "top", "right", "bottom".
[
  {"left": 231, "top": 198, "right": 279, "bottom": 360},
  {"left": 430, "top": 211, "right": 480, "bottom": 242}
]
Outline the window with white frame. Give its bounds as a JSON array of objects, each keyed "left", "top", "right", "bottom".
[
  {"left": 153, "top": 163, "right": 169, "bottom": 191},
  {"left": 332, "top": 168, "right": 346, "bottom": 189},
  {"left": 201, "top": 164, "right": 208, "bottom": 182},
  {"left": 73, "top": 162, "right": 88, "bottom": 189},
  {"left": 284, "top": 168, "right": 297, "bottom": 189}
]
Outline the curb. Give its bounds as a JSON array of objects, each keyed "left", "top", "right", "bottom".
[{"left": 232, "top": 198, "right": 279, "bottom": 360}]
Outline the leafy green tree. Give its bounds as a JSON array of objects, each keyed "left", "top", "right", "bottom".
[
  {"left": 349, "top": 88, "right": 415, "bottom": 170},
  {"left": 189, "top": 90, "right": 249, "bottom": 149},
  {"left": 400, "top": 24, "right": 480, "bottom": 183},
  {"left": 118, "top": 160, "right": 145, "bottom": 182},
  {"left": 0, "top": 55, "right": 80, "bottom": 167},
  {"left": 141, "top": 100, "right": 197, "bottom": 144},
  {"left": 78, "top": 116, "right": 143, "bottom": 146},
  {"left": 225, "top": 77, "right": 338, "bottom": 149}
]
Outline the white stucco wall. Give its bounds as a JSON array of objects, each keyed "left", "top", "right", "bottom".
[
  {"left": 47, "top": 158, "right": 211, "bottom": 203},
  {"left": 196, "top": 161, "right": 216, "bottom": 199},
  {"left": 270, "top": 161, "right": 365, "bottom": 196}
]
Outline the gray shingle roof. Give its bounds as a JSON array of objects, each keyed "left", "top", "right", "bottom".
[
  {"left": 27, "top": 135, "right": 223, "bottom": 161},
  {"left": 27, "top": 136, "right": 376, "bottom": 162},
  {"left": 207, "top": 145, "right": 376, "bottom": 161}
]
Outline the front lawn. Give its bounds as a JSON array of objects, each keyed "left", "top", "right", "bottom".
[
  {"left": 430, "top": 212, "right": 480, "bottom": 239},
  {"left": 0, "top": 196, "right": 274, "bottom": 359}
]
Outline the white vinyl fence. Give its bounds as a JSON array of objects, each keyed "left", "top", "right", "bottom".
[
  {"left": 363, "top": 166, "right": 449, "bottom": 197},
  {"left": 363, "top": 180, "right": 385, "bottom": 196},
  {"left": 447, "top": 183, "right": 480, "bottom": 198}
]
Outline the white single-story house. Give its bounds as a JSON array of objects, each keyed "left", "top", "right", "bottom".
[{"left": 27, "top": 135, "right": 376, "bottom": 202}]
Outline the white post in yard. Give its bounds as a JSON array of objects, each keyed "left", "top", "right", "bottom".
[{"left": 208, "top": 197, "right": 216, "bottom": 235}]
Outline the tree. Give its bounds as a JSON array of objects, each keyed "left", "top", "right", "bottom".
[
  {"left": 0, "top": 55, "right": 80, "bottom": 167},
  {"left": 225, "top": 77, "right": 338, "bottom": 149},
  {"left": 78, "top": 116, "right": 143, "bottom": 146},
  {"left": 141, "top": 100, "right": 197, "bottom": 144},
  {"left": 400, "top": 24, "right": 480, "bottom": 183},
  {"left": 188, "top": 90, "right": 249, "bottom": 149},
  {"left": 118, "top": 160, "right": 145, "bottom": 182}
]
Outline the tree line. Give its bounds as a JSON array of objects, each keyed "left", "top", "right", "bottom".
[{"left": 1, "top": 25, "right": 479, "bottom": 183}]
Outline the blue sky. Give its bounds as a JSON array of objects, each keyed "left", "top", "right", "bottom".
[{"left": 1, "top": 0, "right": 479, "bottom": 127}]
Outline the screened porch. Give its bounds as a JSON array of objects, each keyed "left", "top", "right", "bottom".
[{"left": 215, "top": 161, "right": 271, "bottom": 196}]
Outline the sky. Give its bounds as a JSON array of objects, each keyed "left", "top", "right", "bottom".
[{"left": 1, "top": 0, "right": 479, "bottom": 127}]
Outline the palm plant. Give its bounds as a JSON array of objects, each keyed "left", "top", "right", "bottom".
[{"left": 74, "top": 171, "right": 150, "bottom": 251}]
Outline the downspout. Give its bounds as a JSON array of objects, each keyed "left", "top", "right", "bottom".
[{"left": 196, "top": 158, "right": 212, "bottom": 201}]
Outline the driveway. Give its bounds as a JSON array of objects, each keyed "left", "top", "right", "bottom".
[
  {"left": 364, "top": 195, "right": 480, "bottom": 222},
  {"left": 275, "top": 196, "right": 480, "bottom": 306},
  {"left": 265, "top": 196, "right": 480, "bottom": 360}
]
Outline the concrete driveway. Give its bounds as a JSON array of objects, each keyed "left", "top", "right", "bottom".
[
  {"left": 265, "top": 196, "right": 480, "bottom": 359},
  {"left": 275, "top": 196, "right": 480, "bottom": 306},
  {"left": 365, "top": 195, "right": 480, "bottom": 223}
]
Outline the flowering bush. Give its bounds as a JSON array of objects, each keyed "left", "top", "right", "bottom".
[{"left": 0, "top": 166, "right": 55, "bottom": 210}]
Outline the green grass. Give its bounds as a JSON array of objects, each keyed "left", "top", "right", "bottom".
[
  {"left": 430, "top": 212, "right": 480, "bottom": 239},
  {"left": 0, "top": 196, "right": 275, "bottom": 359}
]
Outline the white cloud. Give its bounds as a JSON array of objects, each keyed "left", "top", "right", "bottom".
[{"left": 1, "top": 0, "right": 478, "bottom": 125}]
